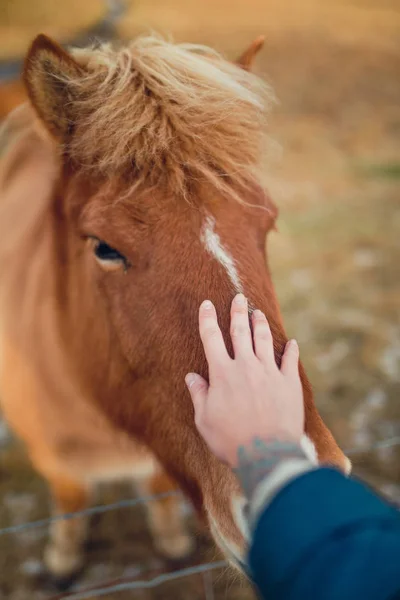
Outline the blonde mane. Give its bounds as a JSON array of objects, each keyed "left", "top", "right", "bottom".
[
  {"left": 0, "top": 35, "right": 275, "bottom": 318},
  {"left": 66, "top": 35, "right": 275, "bottom": 200}
]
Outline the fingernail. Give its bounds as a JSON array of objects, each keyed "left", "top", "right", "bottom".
[
  {"left": 185, "top": 373, "right": 198, "bottom": 389},
  {"left": 253, "top": 309, "right": 265, "bottom": 319},
  {"left": 289, "top": 339, "right": 298, "bottom": 349},
  {"left": 201, "top": 300, "right": 213, "bottom": 310},
  {"left": 235, "top": 293, "right": 246, "bottom": 305}
]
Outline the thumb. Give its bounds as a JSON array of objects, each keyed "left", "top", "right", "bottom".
[{"left": 185, "top": 373, "right": 208, "bottom": 416}]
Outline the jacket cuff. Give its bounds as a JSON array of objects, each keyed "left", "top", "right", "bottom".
[{"left": 248, "top": 459, "right": 316, "bottom": 528}]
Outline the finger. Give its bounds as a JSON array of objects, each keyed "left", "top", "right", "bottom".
[
  {"left": 280, "top": 339, "right": 300, "bottom": 376},
  {"left": 198, "top": 300, "right": 230, "bottom": 372},
  {"left": 252, "top": 310, "right": 275, "bottom": 367},
  {"left": 230, "top": 294, "right": 253, "bottom": 359},
  {"left": 185, "top": 373, "right": 208, "bottom": 421}
]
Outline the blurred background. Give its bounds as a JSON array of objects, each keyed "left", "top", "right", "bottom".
[{"left": 0, "top": 0, "right": 399, "bottom": 598}]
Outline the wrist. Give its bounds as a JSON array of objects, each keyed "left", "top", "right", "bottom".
[
  {"left": 232, "top": 437, "right": 307, "bottom": 500},
  {"left": 228, "top": 433, "right": 301, "bottom": 468}
]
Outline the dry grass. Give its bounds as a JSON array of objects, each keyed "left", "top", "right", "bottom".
[
  {"left": 0, "top": 0, "right": 106, "bottom": 59},
  {"left": 118, "top": 0, "right": 400, "bottom": 51}
]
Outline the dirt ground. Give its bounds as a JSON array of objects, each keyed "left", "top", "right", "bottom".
[{"left": 0, "top": 0, "right": 399, "bottom": 598}]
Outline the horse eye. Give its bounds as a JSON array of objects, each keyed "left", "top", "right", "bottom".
[{"left": 90, "top": 238, "right": 128, "bottom": 269}]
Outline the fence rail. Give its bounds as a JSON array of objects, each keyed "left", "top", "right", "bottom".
[
  {"left": 58, "top": 561, "right": 229, "bottom": 600},
  {"left": 1, "top": 434, "right": 399, "bottom": 599}
]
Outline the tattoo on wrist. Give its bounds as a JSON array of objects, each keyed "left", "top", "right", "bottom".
[{"left": 233, "top": 438, "right": 308, "bottom": 501}]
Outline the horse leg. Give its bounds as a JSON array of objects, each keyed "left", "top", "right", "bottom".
[
  {"left": 138, "top": 470, "right": 194, "bottom": 560},
  {"left": 42, "top": 474, "right": 90, "bottom": 586}
]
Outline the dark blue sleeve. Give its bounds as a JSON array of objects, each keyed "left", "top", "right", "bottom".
[{"left": 248, "top": 468, "right": 400, "bottom": 600}]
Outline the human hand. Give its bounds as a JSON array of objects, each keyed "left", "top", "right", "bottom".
[{"left": 185, "top": 294, "right": 304, "bottom": 467}]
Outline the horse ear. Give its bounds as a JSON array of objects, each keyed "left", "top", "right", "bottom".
[
  {"left": 236, "top": 36, "right": 265, "bottom": 71},
  {"left": 23, "top": 34, "right": 85, "bottom": 141}
]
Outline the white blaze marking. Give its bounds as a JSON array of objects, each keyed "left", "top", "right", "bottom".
[{"left": 201, "top": 216, "right": 243, "bottom": 294}]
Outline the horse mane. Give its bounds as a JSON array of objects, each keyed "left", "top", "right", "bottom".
[
  {"left": 0, "top": 34, "right": 276, "bottom": 320},
  {"left": 64, "top": 35, "right": 275, "bottom": 201}
]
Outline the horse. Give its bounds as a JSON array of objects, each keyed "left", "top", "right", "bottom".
[{"left": 0, "top": 33, "right": 350, "bottom": 584}]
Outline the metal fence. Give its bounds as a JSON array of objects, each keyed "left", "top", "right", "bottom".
[{"left": 1, "top": 435, "right": 399, "bottom": 599}]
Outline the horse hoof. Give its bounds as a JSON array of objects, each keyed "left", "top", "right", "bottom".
[
  {"left": 47, "top": 570, "right": 83, "bottom": 592},
  {"left": 43, "top": 545, "right": 84, "bottom": 590},
  {"left": 36, "top": 566, "right": 83, "bottom": 593},
  {"left": 157, "top": 533, "right": 196, "bottom": 564}
]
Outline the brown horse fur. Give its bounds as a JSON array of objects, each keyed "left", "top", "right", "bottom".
[{"left": 0, "top": 34, "right": 349, "bottom": 579}]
